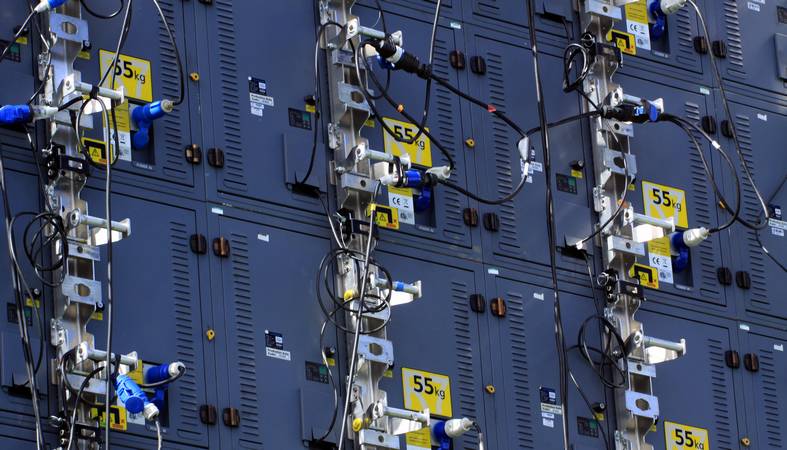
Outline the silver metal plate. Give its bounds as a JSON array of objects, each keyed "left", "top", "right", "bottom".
[
  {"left": 62, "top": 276, "right": 102, "bottom": 307},
  {"left": 359, "top": 429, "right": 400, "bottom": 449},
  {"left": 358, "top": 335, "right": 394, "bottom": 365},
  {"left": 625, "top": 391, "right": 660, "bottom": 419},
  {"left": 50, "top": 14, "right": 89, "bottom": 43}
]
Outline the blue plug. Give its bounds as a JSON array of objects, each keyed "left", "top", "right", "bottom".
[
  {"left": 0, "top": 105, "right": 32, "bottom": 125},
  {"left": 34, "top": 0, "right": 67, "bottom": 13},
  {"left": 131, "top": 99, "right": 174, "bottom": 150},
  {"left": 145, "top": 362, "right": 185, "bottom": 385},
  {"left": 114, "top": 374, "right": 159, "bottom": 420},
  {"left": 649, "top": 1, "right": 668, "bottom": 39},
  {"left": 670, "top": 231, "right": 691, "bottom": 273}
]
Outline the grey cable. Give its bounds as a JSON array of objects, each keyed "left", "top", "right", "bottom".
[{"left": 337, "top": 183, "right": 381, "bottom": 448}]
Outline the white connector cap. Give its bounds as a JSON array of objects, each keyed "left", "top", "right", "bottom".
[
  {"left": 660, "top": 0, "right": 687, "bottom": 15},
  {"left": 143, "top": 403, "right": 160, "bottom": 421},
  {"left": 444, "top": 418, "right": 475, "bottom": 438},
  {"left": 31, "top": 106, "right": 58, "bottom": 121},
  {"left": 682, "top": 227, "right": 709, "bottom": 247},
  {"left": 168, "top": 362, "right": 186, "bottom": 377},
  {"left": 426, "top": 166, "right": 451, "bottom": 181},
  {"left": 517, "top": 136, "right": 530, "bottom": 163}
]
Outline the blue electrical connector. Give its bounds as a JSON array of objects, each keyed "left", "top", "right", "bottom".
[
  {"left": 670, "top": 231, "right": 691, "bottom": 272},
  {"left": 649, "top": 1, "right": 668, "bottom": 40},
  {"left": 131, "top": 99, "right": 174, "bottom": 150},
  {"left": 114, "top": 374, "right": 159, "bottom": 420},
  {"left": 33, "top": 0, "right": 67, "bottom": 13},
  {"left": 0, "top": 104, "right": 33, "bottom": 125}
]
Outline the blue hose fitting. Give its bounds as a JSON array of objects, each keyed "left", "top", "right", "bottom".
[
  {"left": 434, "top": 421, "right": 452, "bottom": 450},
  {"left": 145, "top": 362, "right": 185, "bottom": 385},
  {"left": 132, "top": 99, "right": 174, "bottom": 150},
  {"left": 670, "top": 231, "right": 690, "bottom": 273},
  {"left": 649, "top": 1, "right": 668, "bottom": 40},
  {"left": 114, "top": 374, "right": 149, "bottom": 415},
  {"left": 0, "top": 104, "right": 32, "bottom": 125}
]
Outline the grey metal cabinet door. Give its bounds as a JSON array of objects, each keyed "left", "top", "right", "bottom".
[
  {"left": 467, "top": 28, "right": 594, "bottom": 274},
  {"left": 353, "top": 6, "right": 477, "bottom": 252},
  {"left": 638, "top": 307, "right": 742, "bottom": 450},
  {"left": 0, "top": 168, "right": 47, "bottom": 418},
  {"left": 0, "top": 3, "right": 38, "bottom": 152},
  {"left": 375, "top": 251, "right": 489, "bottom": 450},
  {"left": 213, "top": 214, "right": 337, "bottom": 449},
  {"left": 75, "top": 0, "right": 202, "bottom": 197},
  {"left": 202, "top": 0, "right": 327, "bottom": 213},
  {"left": 716, "top": 94, "right": 787, "bottom": 322},
  {"left": 85, "top": 188, "right": 212, "bottom": 447},
  {"left": 711, "top": 0, "right": 787, "bottom": 95},
  {"left": 615, "top": 74, "right": 730, "bottom": 310},
  {"left": 611, "top": 0, "right": 706, "bottom": 76},
  {"left": 741, "top": 330, "right": 787, "bottom": 450},
  {"left": 485, "top": 274, "right": 612, "bottom": 450}
]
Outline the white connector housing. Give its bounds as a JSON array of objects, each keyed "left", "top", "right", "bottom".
[
  {"left": 143, "top": 403, "right": 160, "bottom": 421},
  {"left": 168, "top": 362, "right": 186, "bottom": 377},
  {"left": 660, "top": 0, "right": 687, "bottom": 15},
  {"left": 682, "top": 227, "right": 709, "bottom": 247},
  {"left": 444, "top": 418, "right": 475, "bottom": 437},
  {"left": 426, "top": 166, "right": 451, "bottom": 181}
]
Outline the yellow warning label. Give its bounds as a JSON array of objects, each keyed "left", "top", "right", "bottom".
[
  {"left": 642, "top": 181, "right": 689, "bottom": 228},
  {"left": 571, "top": 169, "right": 584, "bottom": 179},
  {"left": 382, "top": 117, "right": 432, "bottom": 167},
  {"left": 606, "top": 29, "right": 637, "bottom": 55},
  {"left": 402, "top": 368, "right": 452, "bottom": 418},
  {"left": 91, "top": 405, "right": 127, "bottom": 431},
  {"left": 128, "top": 360, "right": 145, "bottom": 385},
  {"left": 405, "top": 427, "right": 432, "bottom": 449},
  {"left": 648, "top": 236, "right": 672, "bottom": 257},
  {"left": 78, "top": 50, "right": 91, "bottom": 60},
  {"left": 629, "top": 263, "right": 659, "bottom": 289},
  {"left": 99, "top": 50, "right": 153, "bottom": 102},
  {"left": 625, "top": 0, "right": 649, "bottom": 23},
  {"left": 664, "top": 421, "right": 710, "bottom": 450},
  {"left": 25, "top": 298, "right": 41, "bottom": 309},
  {"left": 15, "top": 36, "right": 28, "bottom": 45},
  {"left": 82, "top": 137, "right": 117, "bottom": 166},
  {"left": 367, "top": 204, "right": 399, "bottom": 230},
  {"left": 364, "top": 118, "right": 376, "bottom": 128},
  {"left": 305, "top": 104, "right": 316, "bottom": 113}
]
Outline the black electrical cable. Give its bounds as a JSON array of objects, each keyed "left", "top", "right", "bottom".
[
  {"left": 81, "top": 0, "right": 125, "bottom": 19},
  {"left": 337, "top": 183, "right": 382, "bottom": 448},
  {"left": 526, "top": 1, "right": 569, "bottom": 448},
  {"left": 151, "top": 0, "right": 186, "bottom": 106},
  {"left": 296, "top": 20, "right": 342, "bottom": 185},
  {"left": 22, "top": 212, "right": 69, "bottom": 287},
  {"left": 66, "top": 365, "right": 105, "bottom": 450},
  {"left": 687, "top": 0, "right": 771, "bottom": 230},
  {"left": 567, "top": 368, "right": 612, "bottom": 450},
  {"left": 103, "top": 2, "right": 134, "bottom": 447},
  {"left": 659, "top": 113, "right": 742, "bottom": 233},
  {"left": 0, "top": 142, "right": 44, "bottom": 450}
]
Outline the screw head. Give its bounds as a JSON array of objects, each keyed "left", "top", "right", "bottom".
[{"left": 190, "top": 72, "right": 200, "bottom": 82}]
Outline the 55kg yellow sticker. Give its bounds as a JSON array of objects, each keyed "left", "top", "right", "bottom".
[
  {"left": 402, "top": 368, "right": 452, "bottom": 418},
  {"left": 99, "top": 50, "right": 153, "bottom": 103},
  {"left": 664, "top": 421, "right": 710, "bottom": 450},
  {"left": 643, "top": 181, "right": 689, "bottom": 229},
  {"left": 382, "top": 117, "right": 432, "bottom": 168}
]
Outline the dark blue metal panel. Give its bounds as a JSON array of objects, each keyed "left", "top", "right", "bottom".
[
  {"left": 615, "top": 73, "right": 730, "bottom": 311},
  {"left": 210, "top": 211, "right": 337, "bottom": 449},
  {"left": 612, "top": 0, "right": 707, "bottom": 77},
  {"left": 740, "top": 326, "right": 786, "bottom": 450},
  {"left": 75, "top": 0, "right": 203, "bottom": 198},
  {"left": 637, "top": 307, "right": 742, "bottom": 450},
  {"left": 716, "top": 92, "right": 787, "bottom": 324},
  {"left": 463, "top": 0, "right": 576, "bottom": 37},
  {"left": 83, "top": 188, "right": 213, "bottom": 447},
  {"left": 200, "top": 0, "right": 327, "bottom": 214},
  {"left": 0, "top": 166, "right": 47, "bottom": 419},
  {"left": 375, "top": 250, "right": 489, "bottom": 450},
  {"left": 0, "top": 4, "right": 38, "bottom": 153},
  {"left": 484, "top": 273, "right": 613, "bottom": 450},
  {"left": 712, "top": 0, "right": 787, "bottom": 96},
  {"left": 352, "top": 6, "right": 479, "bottom": 254},
  {"left": 466, "top": 27, "right": 594, "bottom": 274}
]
